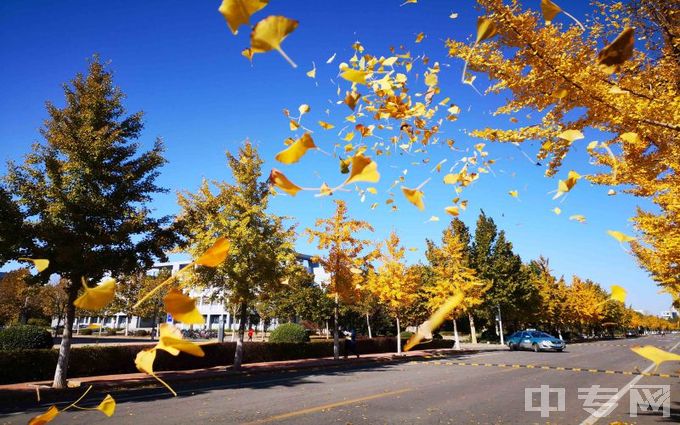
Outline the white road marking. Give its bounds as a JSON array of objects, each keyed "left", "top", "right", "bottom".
[{"left": 579, "top": 338, "right": 680, "bottom": 425}]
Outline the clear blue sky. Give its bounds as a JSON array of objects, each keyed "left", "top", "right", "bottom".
[{"left": 0, "top": 0, "right": 670, "bottom": 314}]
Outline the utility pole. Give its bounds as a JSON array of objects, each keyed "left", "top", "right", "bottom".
[{"left": 497, "top": 305, "right": 504, "bottom": 345}]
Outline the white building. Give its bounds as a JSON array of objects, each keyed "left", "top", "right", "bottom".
[
  {"left": 68, "top": 253, "right": 329, "bottom": 332},
  {"left": 660, "top": 307, "right": 678, "bottom": 321}
]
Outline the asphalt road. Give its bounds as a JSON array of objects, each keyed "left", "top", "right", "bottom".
[{"left": 2, "top": 335, "right": 678, "bottom": 424}]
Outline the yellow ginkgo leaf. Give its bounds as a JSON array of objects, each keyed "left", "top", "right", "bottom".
[
  {"left": 382, "top": 56, "right": 398, "bottom": 67},
  {"left": 306, "top": 63, "right": 316, "bottom": 78},
  {"left": 607, "top": 189, "right": 616, "bottom": 196},
  {"left": 631, "top": 345, "right": 680, "bottom": 372},
  {"left": 569, "top": 214, "right": 586, "bottom": 223},
  {"left": 427, "top": 216, "right": 440, "bottom": 222},
  {"left": 250, "top": 15, "right": 299, "bottom": 68},
  {"left": 218, "top": 0, "right": 268, "bottom": 35},
  {"left": 557, "top": 129, "right": 584, "bottom": 143},
  {"left": 553, "top": 170, "right": 581, "bottom": 199},
  {"left": 18, "top": 258, "right": 49, "bottom": 272},
  {"left": 620, "top": 132, "right": 642, "bottom": 146},
  {"left": 401, "top": 187, "right": 425, "bottom": 211},
  {"left": 298, "top": 104, "right": 310, "bottom": 115},
  {"left": 319, "top": 183, "right": 332, "bottom": 197},
  {"left": 540, "top": 0, "right": 562, "bottom": 23},
  {"left": 508, "top": 190, "right": 518, "bottom": 198},
  {"left": 415, "top": 32, "right": 425, "bottom": 43},
  {"left": 344, "top": 91, "right": 360, "bottom": 110},
  {"left": 74, "top": 278, "right": 116, "bottom": 310},
  {"left": 195, "top": 237, "right": 231, "bottom": 267},
  {"left": 552, "top": 207, "right": 562, "bottom": 215},
  {"left": 344, "top": 154, "right": 380, "bottom": 185},
  {"left": 289, "top": 119, "right": 299, "bottom": 131},
  {"left": 134, "top": 348, "right": 157, "bottom": 376},
  {"left": 476, "top": 16, "right": 498, "bottom": 43},
  {"left": 366, "top": 187, "right": 377, "bottom": 194},
  {"left": 157, "top": 323, "right": 206, "bottom": 357},
  {"left": 269, "top": 169, "right": 302, "bottom": 196},
  {"left": 96, "top": 395, "right": 116, "bottom": 417},
  {"left": 163, "top": 289, "right": 205, "bottom": 325},
  {"left": 607, "top": 230, "right": 636, "bottom": 243},
  {"left": 445, "top": 206, "right": 459, "bottom": 216},
  {"left": 318, "top": 120, "right": 334, "bottom": 130},
  {"left": 28, "top": 405, "right": 59, "bottom": 425},
  {"left": 340, "top": 68, "right": 369, "bottom": 85},
  {"left": 597, "top": 28, "right": 634, "bottom": 72},
  {"left": 275, "top": 133, "right": 317, "bottom": 164},
  {"left": 610, "top": 285, "right": 627, "bottom": 303},
  {"left": 241, "top": 48, "right": 254, "bottom": 61},
  {"left": 405, "top": 292, "right": 464, "bottom": 351},
  {"left": 443, "top": 173, "right": 459, "bottom": 185}
]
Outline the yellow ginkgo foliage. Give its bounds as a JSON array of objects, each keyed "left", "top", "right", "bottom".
[
  {"left": 401, "top": 186, "right": 425, "bottom": 211},
  {"left": 344, "top": 154, "right": 380, "bottom": 185},
  {"left": 163, "top": 289, "right": 205, "bottom": 325},
  {"left": 631, "top": 345, "right": 680, "bottom": 372},
  {"left": 195, "top": 236, "right": 231, "bottom": 267},
  {"left": 607, "top": 230, "right": 636, "bottom": 243},
  {"left": 17, "top": 258, "right": 49, "bottom": 272},
  {"left": 218, "top": 0, "right": 268, "bottom": 34},
  {"left": 269, "top": 168, "right": 302, "bottom": 196},
  {"left": 73, "top": 278, "right": 115, "bottom": 310},
  {"left": 275, "top": 133, "right": 317, "bottom": 164},
  {"left": 250, "top": 15, "right": 299, "bottom": 68}
]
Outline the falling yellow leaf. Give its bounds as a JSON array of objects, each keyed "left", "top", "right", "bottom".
[
  {"left": 96, "top": 395, "right": 116, "bottom": 417},
  {"left": 319, "top": 183, "right": 332, "bottom": 197},
  {"left": 74, "top": 278, "right": 116, "bottom": 310},
  {"left": 326, "top": 52, "right": 336, "bottom": 64},
  {"left": 241, "top": 48, "right": 254, "bottom": 61},
  {"left": 340, "top": 68, "right": 369, "bottom": 85},
  {"left": 449, "top": 13, "right": 458, "bottom": 19},
  {"left": 508, "top": 190, "right": 519, "bottom": 198},
  {"left": 607, "top": 230, "right": 636, "bottom": 243},
  {"left": 405, "top": 292, "right": 464, "bottom": 351},
  {"left": 344, "top": 91, "right": 360, "bottom": 110},
  {"left": 557, "top": 129, "right": 584, "bottom": 143},
  {"left": 382, "top": 56, "right": 398, "bottom": 67},
  {"left": 250, "top": 15, "right": 299, "bottom": 68},
  {"left": 620, "top": 132, "right": 642, "bottom": 145},
  {"left": 298, "top": 104, "right": 310, "bottom": 115},
  {"left": 445, "top": 206, "right": 459, "bottom": 216},
  {"left": 401, "top": 187, "right": 425, "bottom": 211},
  {"left": 607, "top": 189, "right": 616, "bottom": 196},
  {"left": 163, "top": 289, "right": 205, "bottom": 325},
  {"left": 344, "top": 154, "right": 380, "bottom": 185},
  {"left": 443, "top": 173, "right": 459, "bottom": 185},
  {"left": 569, "top": 214, "right": 586, "bottom": 223},
  {"left": 597, "top": 28, "right": 634, "bottom": 73},
  {"left": 366, "top": 187, "right": 377, "bottom": 194},
  {"left": 415, "top": 32, "right": 425, "bottom": 43},
  {"left": 476, "top": 17, "right": 498, "bottom": 43},
  {"left": 195, "top": 237, "right": 231, "bottom": 267},
  {"left": 540, "top": 0, "right": 562, "bottom": 24},
  {"left": 134, "top": 348, "right": 157, "bottom": 376},
  {"left": 269, "top": 169, "right": 302, "bottom": 196},
  {"left": 28, "top": 405, "right": 59, "bottom": 425},
  {"left": 289, "top": 119, "right": 299, "bottom": 131},
  {"left": 275, "top": 133, "right": 317, "bottom": 164},
  {"left": 630, "top": 345, "right": 680, "bottom": 372},
  {"left": 426, "top": 216, "right": 440, "bottom": 222},
  {"left": 218, "top": 0, "right": 269, "bottom": 35},
  {"left": 17, "top": 258, "right": 49, "bottom": 272},
  {"left": 306, "top": 62, "right": 316, "bottom": 78},
  {"left": 552, "top": 207, "right": 562, "bottom": 215},
  {"left": 157, "top": 323, "right": 206, "bottom": 357},
  {"left": 610, "top": 285, "right": 627, "bottom": 303},
  {"left": 318, "top": 120, "right": 334, "bottom": 130},
  {"left": 553, "top": 170, "right": 581, "bottom": 199}
]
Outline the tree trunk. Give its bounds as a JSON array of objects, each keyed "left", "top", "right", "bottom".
[
  {"left": 468, "top": 312, "right": 477, "bottom": 344},
  {"left": 396, "top": 316, "right": 402, "bottom": 355},
  {"left": 125, "top": 314, "right": 131, "bottom": 336},
  {"left": 52, "top": 285, "right": 78, "bottom": 388},
  {"left": 366, "top": 312, "right": 372, "bottom": 339},
  {"left": 233, "top": 301, "right": 248, "bottom": 369},
  {"left": 333, "top": 294, "right": 339, "bottom": 360},
  {"left": 497, "top": 305, "right": 505, "bottom": 345},
  {"left": 453, "top": 318, "right": 461, "bottom": 350},
  {"left": 558, "top": 328, "right": 563, "bottom": 340}
]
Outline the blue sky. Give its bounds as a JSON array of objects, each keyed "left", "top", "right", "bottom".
[{"left": 0, "top": 0, "right": 670, "bottom": 313}]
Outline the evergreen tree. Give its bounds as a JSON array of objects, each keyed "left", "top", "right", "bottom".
[{"left": 4, "top": 58, "right": 175, "bottom": 388}]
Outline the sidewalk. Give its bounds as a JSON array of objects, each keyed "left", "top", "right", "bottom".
[{"left": 0, "top": 344, "right": 507, "bottom": 397}]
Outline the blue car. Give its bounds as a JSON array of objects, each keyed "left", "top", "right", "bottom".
[{"left": 507, "top": 330, "right": 565, "bottom": 352}]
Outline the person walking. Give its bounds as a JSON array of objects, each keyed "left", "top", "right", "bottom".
[
  {"left": 248, "top": 327, "right": 254, "bottom": 341},
  {"left": 343, "top": 328, "right": 359, "bottom": 359}
]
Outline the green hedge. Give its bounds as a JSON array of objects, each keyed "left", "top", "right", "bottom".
[
  {"left": 0, "top": 325, "right": 53, "bottom": 350},
  {"left": 0, "top": 337, "right": 454, "bottom": 384},
  {"left": 268, "top": 323, "right": 308, "bottom": 343}
]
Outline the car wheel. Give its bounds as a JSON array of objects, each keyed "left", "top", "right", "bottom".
[
  {"left": 532, "top": 343, "right": 540, "bottom": 352},
  {"left": 556, "top": 349, "right": 564, "bottom": 352},
  {"left": 508, "top": 343, "right": 515, "bottom": 351}
]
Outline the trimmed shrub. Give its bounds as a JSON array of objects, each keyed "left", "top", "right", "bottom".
[
  {"left": 399, "top": 331, "right": 414, "bottom": 339},
  {"left": 269, "top": 323, "right": 309, "bottom": 343},
  {"left": 0, "top": 325, "right": 53, "bottom": 350},
  {"left": 432, "top": 333, "right": 443, "bottom": 340},
  {"left": 79, "top": 328, "right": 93, "bottom": 335},
  {"left": 133, "top": 329, "right": 149, "bottom": 337},
  {"left": 27, "top": 318, "right": 50, "bottom": 327}
]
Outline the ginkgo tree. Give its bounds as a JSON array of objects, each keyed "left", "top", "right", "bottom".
[
  {"left": 425, "top": 220, "right": 489, "bottom": 349},
  {"left": 365, "top": 231, "right": 419, "bottom": 354},
  {"left": 446, "top": 0, "right": 680, "bottom": 300},
  {"left": 306, "top": 200, "right": 374, "bottom": 360}
]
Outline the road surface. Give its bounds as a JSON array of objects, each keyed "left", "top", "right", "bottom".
[{"left": 2, "top": 335, "right": 678, "bottom": 424}]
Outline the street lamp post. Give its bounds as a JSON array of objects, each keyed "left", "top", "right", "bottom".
[{"left": 497, "top": 305, "right": 504, "bottom": 346}]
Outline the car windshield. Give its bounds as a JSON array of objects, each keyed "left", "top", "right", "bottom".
[{"left": 530, "top": 331, "right": 552, "bottom": 338}]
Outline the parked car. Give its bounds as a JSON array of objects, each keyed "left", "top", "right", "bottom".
[
  {"left": 625, "top": 330, "right": 639, "bottom": 338},
  {"left": 507, "top": 330, "right": 565, "bottom": 352}
]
